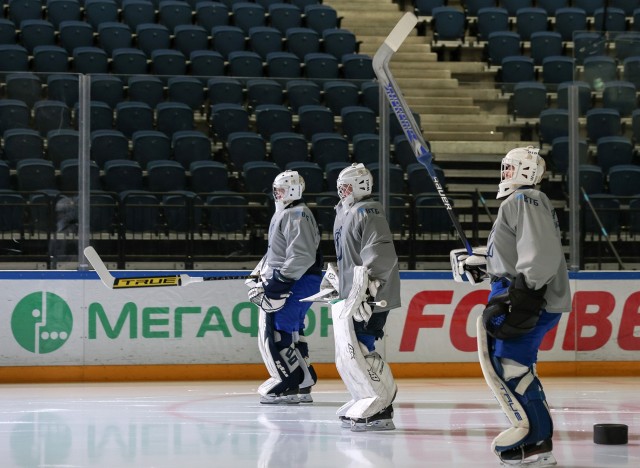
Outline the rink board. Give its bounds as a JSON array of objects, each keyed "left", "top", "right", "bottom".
[{"left": 0, "top": 270, "right": 639, "bottom": 381}]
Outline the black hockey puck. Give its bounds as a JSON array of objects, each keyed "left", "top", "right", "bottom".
[{"left": 593, "top": 423, "right": 628, "bottom": 445}]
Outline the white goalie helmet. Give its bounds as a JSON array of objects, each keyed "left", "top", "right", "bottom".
[
  {"left": 273, "top": 170, "right": 305, "bottom": 211},
  {"left": 497, "top": 146, "right": 546, "bottom": 199},
  {"left": 337, "top": 163, "right": 373, "bottom": 205}
]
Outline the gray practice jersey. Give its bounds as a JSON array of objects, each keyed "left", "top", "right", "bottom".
[
  {"left": 333, "top": 196, "right": 401, "bottom": 312},
  {"left": 261, "top": 201, "right": 321, "bottom": 281},
  {"left": 486, "top": 188, "right": 572, "bottom": 313}
]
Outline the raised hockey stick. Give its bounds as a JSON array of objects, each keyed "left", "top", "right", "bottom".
[
  {"left": 373, "top": 12, "right": 472, "bottom": 255},
  {"left": 84, "top": 246, "right": 257, "bottom": 289}
]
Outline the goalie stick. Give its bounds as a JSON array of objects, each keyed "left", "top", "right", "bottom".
[
  {"left": 84, "top": 246, "right": 257, "bottom": 289},
  {"left": 373, "top": 12, "right": 472, "bottom": 255},
  {"left": 299, "top": 289, "right": 388, "bottom": 308}
]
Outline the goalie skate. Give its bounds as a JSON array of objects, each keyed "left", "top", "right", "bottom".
[
  {"left": 298, "top": 386, "right": 313, "bottom": 403},
  {"left": 498, "top": 438, "right": 556, "bottom": 467},
  {"left": 340, "top": 416, "right": 352, "bottom": 429},
  {"left": 350, "top": 405, "right": 395, "bottom": 432},
  {"left": 259, "top": 388, "right": 300, "bottom": 405}
]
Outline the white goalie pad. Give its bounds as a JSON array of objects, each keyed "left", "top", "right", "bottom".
[
  {"left": 476, "top": 316, "right": 530, "bottom": 448},
  {"left": 332, "top": 300, "right": 396, "bottom": 419}
]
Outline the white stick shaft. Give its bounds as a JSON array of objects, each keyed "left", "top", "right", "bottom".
[{"left": 84, "top": 246, "right": 115, "bottom": 288}]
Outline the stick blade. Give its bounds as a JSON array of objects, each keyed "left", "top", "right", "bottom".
[
  {"left": 84, "top": 246, "right": 115, "bottom": 289},
  {"left": 383, "top": 12, "right": 418, "bottom": 52}
]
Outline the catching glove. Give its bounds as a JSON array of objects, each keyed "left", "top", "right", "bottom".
[
  {"left": 450, "top": 247, "right": 488, "bottom": 285},
  {"left": 248, "top": 269, "right": 293, "bottom": 313}
]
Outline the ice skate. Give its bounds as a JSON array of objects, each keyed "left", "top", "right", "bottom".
[
  {"left": 298, "top": 385, "right": 313, "bottom": 403},
  {"left": 340, "top": 416, "right": 352, "bottom": 429},
  {"left": 259, "top": 388, "right": 300, "bottom": 405},
  {"left": 350, "top": 405, "right": 395, "bottom": 432},
  {"left": 498, "top": 438, "right": 556, "bottom": 467}
]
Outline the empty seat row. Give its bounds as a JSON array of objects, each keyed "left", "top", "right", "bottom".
[
  {"left": 0, "top": 13, "right": 356, "bottom": 59},
  {"left": 211, "top": 102, "right": 381, "bottom": 141},
  {"left": 0, "top": 44, "right": 373, "bottom": 83},
  {"left": 0, "top": 129, "right": 440, "bottom": 196},
  {"left": 422, "top": 4, "right": 640, "bottom": 44},
  {"left": 579, "top": 162, "right": 640, "bottom": 196},
  {"left": 548, "top": 134, "right": 638, "bottom": 174},
  {"left": 537, "top": 107, "right": 639, "bottom": 147},
  {"left": 225, "top": 129, "right": 426, "bottom": 172},
  {"left": 510, "top": 79, "right": 639, "bottom": 119},
  {"left": 65, "top": 20, "right": 357, "bottom": 60},
  {"left": 495, "top": 49, "right": 640, "bottom": 93},
  {"left": 485, "top": 29, "right": 640, "bottom": 68},
  {"left": 78, "top": 1, "right": 339, "bottom": 35},
  {"left": 538, "top": 113, "right": 636, "bottom": 169},
  {"left": 2, "top": 72, "right": 380, "bottom": 117},
  {"left": 1, "top": 0, "right": 334, "bottom": 33},
  {"left": 420, "top": 1, "right": 640, "bottom": 18},
  {"left": 0, "top": 127, "right": 215, "bottom": 168},
  {"left": 0, "top": 97, "right": 199, "bottom": 137},
  {"left": 0, "top": 157, "right": 231, "bottom": 194},
  {"left": 0, "top": 187, "right": 253, "bottom": 235},
  {"left": 0, "top": 96, "right": 388, "bottom": 150},
  {"left": 1, "top": 74, "right": 381, "bottom": 132},
  {"left": 0, "top": 155, "right": 415, "bottom": 199}
]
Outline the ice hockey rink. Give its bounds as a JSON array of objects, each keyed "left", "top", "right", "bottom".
[{"left": 0, "top": 377, "right": 637, "bottom": 468}]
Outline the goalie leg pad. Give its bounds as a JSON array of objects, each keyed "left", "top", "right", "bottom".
[
  {"left": 332, "top": 301, "right": 397, "bottom": 420},
  {"left": 477, "top": 317, "right": 554, "bottom": 454},
  {"left": 257, "top": 310, "right": 303, "bottom": 397},
  {"left": 294, "top": 330, "right": 317, "bottom": 399},
  {"left": 477, "top": 316, "right": 529, "bottom": 444},
  {"left": 491, "top": 359, "right": 554, "bottom": 453},
  {"left": 291, "top": 274, "right": 321, "bottom": 394}
]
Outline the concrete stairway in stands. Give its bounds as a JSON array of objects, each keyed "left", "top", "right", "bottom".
[{"left": 323, "top": 0, "right": 531, "bottom": 153}]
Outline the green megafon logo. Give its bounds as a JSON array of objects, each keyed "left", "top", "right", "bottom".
[{"left": 11, "top": 292, "right": 73, "bottom": 354}]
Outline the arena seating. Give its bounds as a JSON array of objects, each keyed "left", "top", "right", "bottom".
[{"left": 0, "top": 0, "right": 639, "bottom": 268}]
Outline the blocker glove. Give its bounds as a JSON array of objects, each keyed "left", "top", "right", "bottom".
[
  {"left": 342, "top": 265, "right": 381, "bottom": 322},
  {"left": 450, "top": 246, "right": 488, "bottom": 285},
  {"left": 354, "top": 277, "right": 380, "bottom": 322},
  {"left": 482, "top": 273, "right": 547, "bottom": 340}
]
